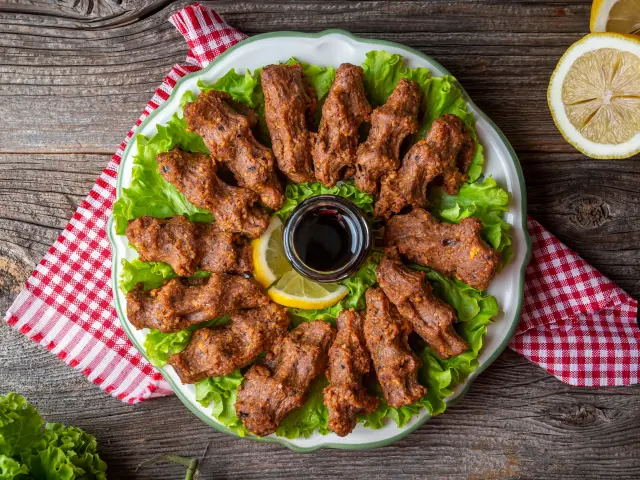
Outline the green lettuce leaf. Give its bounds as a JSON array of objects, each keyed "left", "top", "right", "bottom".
[
  {"left": 0, "top": 455, "right": 28, "bottom": 480},
  {"left": 20, "top": 423, "right": 107, "bottom": 480},
  {"left": 198, "top": 69, "right": 259, "bottom": 108},
  {"left": 119, "top": 258, "right": 210, "bottom": 294},
  {"left": 429, "top": 177, "right": 513, "bottom": 265},
  {"left": 361, "top": 269, "right": 498, "bottom": 427},
  {"left": 275, "top": 378, "right": 330, "bottom": 439},
  {"left": 112, "top": 113, "right": 212, "bottom": 234},
  {"left": 361, "top": 50, "right": 430, "bottom": 108},
  {"left": 0, "top": 393, "right": 42, "bottom": 458},
  {"left": 0, "top": 393, "right": 107, "bottom": 480},
  {"left": 144, "top": 316, "right": 229, "bottom": 368},
  {"left": 276, "top": 181, "right": 374, "bottom": 221},
  {"left": 195, "top": 371, "right": 246, "bottom": 437}
]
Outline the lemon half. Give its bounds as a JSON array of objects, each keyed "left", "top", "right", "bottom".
[
  {"left": 590, "top": 0, "right": 640, "bottom": 34},
  {"left": 548, "top": 32, "right": 640, "bottom": 159},
  {"left": 252, "top": 216, "right": 348, "bottom": 309}
]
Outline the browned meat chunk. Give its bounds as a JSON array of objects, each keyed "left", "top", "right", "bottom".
[
  {"left": 376, "top": 253, "right": 468, "bottom": 359},
  {"left": 312, "top": 64, "right": 372, "bottom": 187},
  {"left": 363, "top": 288, "right": 426, "bottom": 408},
  {"left": 261, "top": 64, "right": 316, "bottom": 183},
  {"left": 354, "top": 78, "right": 422, "bottom": 194},
  {"left": 126, "top": 275, "right": 269, "bottom": 333},
  {"left": 126, "top": 216, "right": 252, "bottom": 276},
  {"left": 157, "top": 148, "right": 269, "bottom": 238},
  {"left": 168, "top": 303, "right": 290, "bottom": 384},
  {"left": 183, "top": 90, "right": 284, "bottom": 209},
  {"left": 197, "top": 223, "right": 252, "bottom": 274},
  {"left": 235, "top": 321, "right": 336, "bottom": 436},
  {"left": 375, "top": 114, "right": 475, "bottom": 219},
  {"left": 126, "top": 216, "right": 197, "bottom": 277},
  {"left": 384, "top": 208, "right": 501, "bottom": 291},
  {"left": 323, "top": 309, "right": 379, "bottom": 436}
]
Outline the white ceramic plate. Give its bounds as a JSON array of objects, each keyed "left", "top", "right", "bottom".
[{"left": 107, "top": 29, "right": 532, "bottom": 452}]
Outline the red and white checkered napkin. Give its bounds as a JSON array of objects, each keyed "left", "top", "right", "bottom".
[
  {"left": 510, "top": 219, "right": 638, "bottom": 386},
  {"left": 4, "top": 4, "right": 639, "bottom": 403}
]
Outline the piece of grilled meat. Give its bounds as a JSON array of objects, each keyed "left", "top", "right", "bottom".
[
  {"left": 261, "top": 64, "right": 316, "bottom": 183},
  {"left": 126, "top": 275, "right": 269, "bottom": 333},
  {"left": 157, "top": 148, "right": 269, "bottom": 238},
  {"left": 375, "top": 114, "right": 475, "bottom": 219},
  {"left": 313, "top": 63, "right": 372, "bottom": 187},
  {"left": 235, "top": 321, "right": 336, "bottom": 436},
  {"left": 126, "top": 216, "right": 251, "bottom": 277},
  {"left": 384, "top": 208, "right": 501, "bottom": 291},
  {"left": 376, "top": 253, "right": 468, "bottom": 359},
  {"left": 183, "top": 90, "right": 284, "bottom": 209},
  {"left": 354, "top": 78, "right": 422, "bottom": 195},
  {"left": 168, "top": 303, "right": 290, "bottom": 384},
  {"left": 324, "top": 309, "right": 379, "bottom": 437},
  {"left": 363, "top": 288, "right": 426, "bottom": 409}
]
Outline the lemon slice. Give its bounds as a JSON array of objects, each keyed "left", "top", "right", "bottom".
[
  {"left": 268, "top": 270, "right": 348, "bottom": 310},
  {"left": 252, "top": 216, "right": 291, "bottom": 287},
  {"left": 590, "top": 0, "right": 640, "bottom": 34},
  {"left": 252, "top": 215, "right": 349, "bottom": 309},
  {"left": 548, "top": 33, "right": 640, "bottom": 159}
]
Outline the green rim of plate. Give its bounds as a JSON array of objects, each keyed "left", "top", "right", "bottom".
[{"left": 107, "top": 28, "right": 533, "bottom": 453}]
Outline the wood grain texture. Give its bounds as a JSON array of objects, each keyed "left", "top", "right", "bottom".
[{"left": 0, "top": 1, "right": 639, "bottom": 478}]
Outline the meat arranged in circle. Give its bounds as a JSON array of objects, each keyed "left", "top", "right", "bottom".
[
  {"left": 312, "top": 63, "right": 372, "bottom": 187},
  {"left": 183, "top": 89, "right": 284, "bottom": 209},
  {"left": 235, "top": 320, "right": 336, "bottom": 436},
  {"left": 384, "top": 208, "right": 501, "bottom": 291},
  {"left": 261, "top": 64, "right": 316, "bottom": 183},
  {"left": 126, "top": 274, "right": 269, "bottom": 333},
  {"left": 354, "top": 78, "right": 422, "bottom": 195},
  {"left": 363, "top": 288, "right": 426, "bottom": 408},
  {"left": 323, "top": 309, "right": 379, "bottom": 437},
  {"left": 168, "top": 303, "right": 290, "bottom": 384},
  {"left": 126, "top": 216, "right": 252, "bottom": 277},
  {"left": 376, "top": 253, "right": 468, "bottom": 359},
  {"left": 375, "top": 114, "right": 475, "bottom": 219},
  {"left": 156, "top": 148, "right": 269, "bottom": 238}
]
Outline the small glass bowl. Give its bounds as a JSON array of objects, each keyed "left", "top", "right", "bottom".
[{"left": 283, "top": 195, "right": 371, "bottom": 283}]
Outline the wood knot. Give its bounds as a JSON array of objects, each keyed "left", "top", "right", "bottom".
[
  {"left": 553, "top": 404, "right": 610, "bottom": 426},
  {"left": 570, "top": 196, "right": 610, "bottom": 228},
  {"left": 0, "top": 254, "right": 33, "bottom": 310}
]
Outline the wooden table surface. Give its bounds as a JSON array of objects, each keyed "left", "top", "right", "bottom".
[{"left": 1, "top": 1, "right": 639, "bottom": 478}]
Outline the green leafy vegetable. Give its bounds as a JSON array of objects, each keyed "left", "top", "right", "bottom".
[
  {"left": 429, "top": 177, "right": 513, "bottom": 265},
  {"left": 195, "top": 372, "right": 246, "bottom": 437},
  {"left": 119, "top": 259, "right": 210, "bottom": 294},
  {"left": 0, "top": 393, "right": 107, "bottom": 480},
  {"left": 112, "top": 114, "right": 212, "bottom": 234},
  {"left": 0, "top": 393, "right": 42, "bottom": 459},
  {"left": 144, "top": 316, "right": 229, "bottom": 368},
  {"left": 275, "top": 378, "right": 330, "bottom": 439},
  {"left": 361, "top": 50, "right": 431, "bottom": 108},
  {"left": 198, "top": 69, "right": 260, "bottom": 108},
  {"left": 276, "top": 181, "right": 374, "bottom": 221}
]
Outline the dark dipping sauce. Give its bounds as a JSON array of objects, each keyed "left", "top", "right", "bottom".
[
  {"left": 293, "top": 209, "right": 354, "bottom": 272},
  {"left": 283, "top": 195, "right": 371, "bottom": 283}
]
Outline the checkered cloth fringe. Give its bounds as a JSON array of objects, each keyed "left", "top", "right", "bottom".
[{"left": 4, "top": 4, "right": 638, "bottom": 403}]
